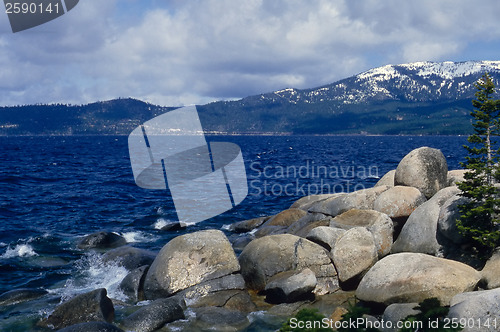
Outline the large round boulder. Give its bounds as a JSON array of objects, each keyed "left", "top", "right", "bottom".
[
  {"left": 373, "top": 186, "right": 426, "bottom": 219},
  {"left": 356, "top": 253, "right": 480, "bottom": 306},
  {"left": 437, "top": 194, "right": 469, "bottom": 245},
  {"left": 330, "top": 209, "right": 393, "bottom": 258},
  {"left": 394, "top": 147, "right": 448, "bottom": 198},
  {"left": 332, "top": 227, "right": 377, "bottom": 283},
  {"left": 481, "top": 249, "right": 500, "bottom": 289},
  {"left": 392, "top": 186, "right": 459, "bottom": 255},
  {"left": 239, "top": 234, "right": 338, "bottom": 295},
  {"left": 375, "top": 169, "right": 395, "bottom": 187},
  {"left": 261, "top": 208, "right": 308, "bottom": 227},
  {"left": 144, "top": 230, "right": 240, "bottom": 300}
]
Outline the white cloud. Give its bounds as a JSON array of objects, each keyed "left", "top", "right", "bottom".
[{"left": 0, "top": 0, "right": 499, "bottom": 106}]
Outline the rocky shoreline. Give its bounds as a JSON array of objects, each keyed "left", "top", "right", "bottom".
[{"left": 2, "top": 146, "right": 499, "bottom": 331}]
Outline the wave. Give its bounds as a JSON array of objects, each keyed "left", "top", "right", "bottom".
[
  {"left": 120, "top": 231, "right": 158, "bottom": 243},
  {"left": 0, "top": 244, "right": 38, "bottom": 259}
]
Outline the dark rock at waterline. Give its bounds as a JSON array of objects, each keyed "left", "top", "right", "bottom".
[
  {"left": 102, "top": 246, "right": 156, "bottom": 270},
  {"left": 57, "top": 321, "right": 124, "bottom": 332},
  {"left": 119, "top": 297, "right": 185, "bottom": 332},
  {"left": 119, "top": 265, "right": 149, "bottom": 302},
  {"left": 40, "top": 288, "right": 114, "bottom": 330},
  {"left": 229, "top": 216, "right": 269, "bottom": 233},
  {"left": 0, "top": 288, "right": 48, "bottom": 306},
  {"left": 191, "top": 306, "right": 250, "bottom": 332},
  {"left": 77, "top": 232, "right": 127, "bottom": 250},
  {"left": 160, "top": 221, "right": 187, "bottom": 231}
]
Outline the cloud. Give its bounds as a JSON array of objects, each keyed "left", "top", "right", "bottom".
[{"left": 0, "top": 0, "right": 500, "bottom": 106}]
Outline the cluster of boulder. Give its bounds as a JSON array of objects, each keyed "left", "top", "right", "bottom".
[{"left": 4, "top": 146, "right": 500, "bottom": 331}]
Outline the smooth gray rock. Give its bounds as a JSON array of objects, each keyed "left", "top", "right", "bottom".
[
  {"left": 392, "top": 186, "right": 460, "bottom": 255},
  {"left": 41, "top": 288, "right": 114, "bottom": 330},
  {"left": 119, "top": 265, "right": 149, "bottom": 302},
  {"left": 0, "top": 288, "right": 48, "bottom": 306},
  {"left": 356, "top": 253, "right": 481, "bottom": 306},
  {"left": 481, "top": 249, "right": 500, "bottom": 289},
  {"left": 102, "top": 246, "right": 156, "bottom": 271},
  {"left": 308, "top": 186, "right": 390, "bottom": 217},
  {"left": 78, "top": 232, "right": 127, "bottom": 250},
  {"left": 229, "top": 216, "right": 269, "bottom": 233},
  {"left": 375, "top": 170, "right": 395, "bottom": 187},
  {"left": 332, "top": 227, "right": 378, "bottom": 283},
  {"left": 330, "top": 209, "right": 393, "bottom": 258},
  {"left": 290, "top": 194, "right": 340, "bottom": 210},
  {"left": 394, "top": 147, "right": 448, "bottom": 198},
  {"left": 373, "top": 186, "right": 426, "bottom": 219},
  {"left": 382, "top": 303, "right": 419, "bottom": 332},
  {"left": 448, "top": 288, "right": 500, "bottom": 332},
  {"left": 437, "top": 194, "right": 469, "bottom": 244},
  {"left": 285, "top": 212, "right": 331, "bottom": 237},
  {"left": 261, "top": 208, "right": 308, "bottom": 227},
  {"left": 120, "top": 297, "right": 185, "bottom": 332},
  {"left": 144, "top": 230, "right": 240, "bottom": 300},
  {"left": 265, "top": 268, "right": 317, "bottom": 304},
  {"left": 239, "top": 234, "right": 338, "bottom": 295},
  {"left": 448, "top": 169, "right": 468, "bottom": 186},
  {"left": 57, "top": 322, "right": 124, "bottom": 332},
  {"left": 306, "top": 226, "right": 346, "bottom": 251}
]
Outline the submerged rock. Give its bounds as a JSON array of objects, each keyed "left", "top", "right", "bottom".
[
  {"left": 102, "top": 246, "right": 156, "bottom": 271},
  {"left": 77, "top": 232, "right": 127, "bottom": 250},
  {"left": 0, "top": 288, "right": 48, "bottom": 306},
  {"left": 41, "top": 288, "right": 114, "bottom": 330},
  {"left": 57, "top": 322, "right": 124, "bottom": 332},
  {"left": 394, "top": 147, "right": 448, "bottom": 198},
  {"left": 356, "top": 253, "right": 480, "bottom": 306},
  {"left": 144, "top": 230, "right": 240, "bottom": 300}
]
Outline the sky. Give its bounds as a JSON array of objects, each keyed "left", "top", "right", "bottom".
[{"left": 1, "top": 0, "right": 500, "bottom": 107}]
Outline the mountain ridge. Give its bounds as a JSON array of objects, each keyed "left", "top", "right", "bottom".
[{"left": 1, "top": 60, "right": 500, "bottom": 135}]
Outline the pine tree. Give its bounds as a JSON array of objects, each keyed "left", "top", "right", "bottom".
[{"left": 458, "top": 73, "right": 500, "bottom": 254}]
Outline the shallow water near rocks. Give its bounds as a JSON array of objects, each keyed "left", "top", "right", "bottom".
[{"left": 0, "top": 135, "right": 467, "bottom": 330}]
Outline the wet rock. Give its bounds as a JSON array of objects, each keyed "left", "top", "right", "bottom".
[
  {"left": 0, "top": 288, "right": 48, "bottom": 306},
  {"left": 373, "top": 186, "right": 426, "bottom": 219},
  {"left": 265, "top": 268, "right": 317, "bottom": 304},
  {"left": 448, "top": 288, "right": 500, "bottom": 332},
  {"left": 375, "top": 170, "right": 395, "bottom": 187},
  {"left": 144, "top": 230, "right": 240, "bottom": 300},
  {"left": 308, "top": 186, "right": 390, "bottom": 217},
  {"left": 41, "top": 288, "right": 114, "bottom": 330},
  {"left": 119, "top": 265, "right": 149, "bottom": 302},
  {"left": 394, "top": 147, "right": 448, "bottom": 198},
  {"left": 57, "top": 322, "right": 124, "bottom": 332},
  {"left": 392, "top": 186, "right": 460, "bottom": 255},
  {"left": 332, "top": 227, "right": 378, "bottom": 284},
  {"left": 356, "top": 253, "right": 480, "bottom": 306},
  {"left": 102, "top": 246, "right": 156, "bottom": 271},
  {"left": 120, "top": 297, "right": 185, "bottom": 332},
  {"left": 239, "top": 234, "right": 338, "bottom": 295},
  {"left": 77, "top": 232, "right": 127, "bottom": 250},
  {"left": 330, "top": 209, "right": 393, "bottom": 258},
  {"left": 306, "top": 226, "right": 346, "bottom": 251},
  {"left": 229, "top": 216, "right": 269, "bottom": 233},
  {"left": 159, "top": 221, "right": 186, "bottom": 232}
]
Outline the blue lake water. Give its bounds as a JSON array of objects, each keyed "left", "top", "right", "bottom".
[{"left": 0, "top": 135, "right": 468, "bottom": 330}]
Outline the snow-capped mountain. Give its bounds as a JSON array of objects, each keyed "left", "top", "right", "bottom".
[{"left": 269, "top": 60, "right": 500, "bottom": 104}]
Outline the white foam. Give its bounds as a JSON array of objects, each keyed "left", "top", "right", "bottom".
[
  {"left": 54, "top": 253, "right": 129, "bottom": 302},
  {"left": 153, "top": 218, "right": 169, "bottom": 230},
  {"left": 221, "top": 224, "right": 231, "bottom": 231},
  {"left": 1, "top": 244, "right": 38, "bottom": 259},
  {"left": 121, "top": 231, "right": 157, "bottom": 243}
]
